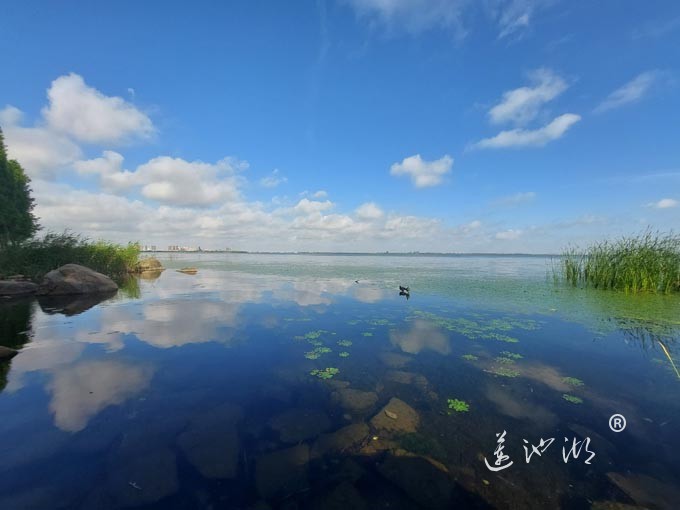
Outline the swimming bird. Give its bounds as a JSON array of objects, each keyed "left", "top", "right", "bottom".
[{"left": 399, "top": 285, "right": 410, "bottom": 293}]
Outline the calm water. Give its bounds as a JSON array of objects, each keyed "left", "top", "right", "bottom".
[{"left": 1, "top": 254, "right": 679, "bottom": 509}]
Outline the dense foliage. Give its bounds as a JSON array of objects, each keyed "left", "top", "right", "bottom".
[
  {"left": 558, "top": 231, "right": 680, "bottom": 293},
  {"left": 0, "top": 232, "right": 140, "bottom": 281},
  {"left": 0, "top": 127, "right": 39, "bottom": 247}
]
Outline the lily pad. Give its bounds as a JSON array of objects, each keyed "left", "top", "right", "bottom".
[
  {"left": 562, "top": 394, "right": 583, "bottom": 404},
  {"left": 447, "top": 399, "right": 469, "bottom": 412}
]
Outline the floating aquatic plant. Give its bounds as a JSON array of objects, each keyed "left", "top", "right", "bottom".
[
  {"left": 339, "top": 351, "right": 350, "bottom": 358},
  {"left": 304, "top": 351, "right": 321, "bottom": 360},
  {"left": 362, "top": 332, "right": 373, "bottom": 337},
  {"left": 495, "top": 356, "right": 516, "bottom": 365},
  {"left": 368, "top": 319, "right": 392, "bottom": 326},
  {"left": 347, "top": 320, "right": 360, "bottom": 325},
  {"left": 562, "top": 377, "right": 584, "bottom": 387},
  {"left": 500, "top": 351, "right": 523, "bottom": 360},
  {"left": 307, "top": 339, "right": 323, "bottom": 347},
  {"left": 410, "top": 311, "right": 534, "bottom": 344},
  {"left": 461, "top": 354, "right": 478, "bottom": 361},
  {"left": 310, "top": 367, "right": 339, "bottom": 380},
  {"left": 562, "top": 394, "right": 583, "bottom": 404},
  {"left": 303, "top": 330, "right": 326, "bottom": 340},
  {"left": 486, "top": 367, "right": 520, "bottom": 378},
  {"left": 447, "top": 398, "right": 470, "bottom": 412},
  {"left": 337, "top": 340, "right": 353, "bottom": 347}
]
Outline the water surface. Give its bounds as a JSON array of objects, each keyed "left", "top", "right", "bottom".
[{"left": 1, "top": 254, "right": 679, "bottom": 509}]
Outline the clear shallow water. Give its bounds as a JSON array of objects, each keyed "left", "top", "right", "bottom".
[{"left": 1, "top": 254, "right": 679, "bottom": 509}]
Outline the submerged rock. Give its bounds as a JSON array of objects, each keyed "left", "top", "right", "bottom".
[
  {"left": 37, "top": 291, "right": 117, "bottom": 316},
  {"left": 606, "top": 472, "right": 680, "bottom": 509},
  {"left": 106, "top": 447, "right": 179, "bottom": 507},
  {"left": 0, "top": 346, "right": 19, "bottom": 361},
  {"left": 311, "top": 423, "right": 370, "bottom": 458},
  {"left": 376, "top": 453, "right": 454, "bottom": 509},
  {"left": 177, "top": 267, "right": 198, "bottom": 275},
  {"left": 256, "top": 444, "right": 310, "bottom": 500},
  {"left": 0, "top": 280, "right": 38, "bottom": 297},
  {"left": 332, "top": 388, "right": 378, "bottom": 413},
  {"left": 313, "top": 481, "right": 368, "bottom": 510},
  {"left": 370, "top": 397, "right": 420, "bottom": 434},
  {"left": 268, "top": 408, "right": 331, "bottom": 443},
  {"left": 378, "top": 352, "right": 412, "bottom": 368},
  {"left": 37, "top": 264, "right": 118, "bottom": 296},
  {"left": 177, "top": 403, "right": 243, "bottom": 479}
]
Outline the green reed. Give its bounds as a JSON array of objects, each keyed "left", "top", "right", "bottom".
[
  {"left": 555, "top": 231, "right": 680, "bottom": 293},
  {"left": 0, "top": 231, "right": 140, "bottom": 282}
]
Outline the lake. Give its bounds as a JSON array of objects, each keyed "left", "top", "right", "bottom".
[{"left": 1, "top": 254, "right": 679, "bottom": 509}]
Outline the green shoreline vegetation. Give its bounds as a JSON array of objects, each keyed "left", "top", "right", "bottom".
[
  {"left": 557, "top": 231, "right": 680, "bottom": 294},
  {"left": 1, "top": 127, "right": 140, "bottom": 282}
]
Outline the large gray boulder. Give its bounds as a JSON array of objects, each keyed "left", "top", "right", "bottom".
[
  {"left": 0, "top": 280, "right": 38, "bottom": 297},
  {"left": 37, "top": 264, "right": 118, "bottom": 296}
]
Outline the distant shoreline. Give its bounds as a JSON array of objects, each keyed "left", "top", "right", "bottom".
[{"left": 146, "top": 251, "right": 560, "bottom": 257}]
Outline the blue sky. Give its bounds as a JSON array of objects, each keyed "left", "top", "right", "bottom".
[{"left": 1, "top": 0, "right": 679, "bottom": 252}]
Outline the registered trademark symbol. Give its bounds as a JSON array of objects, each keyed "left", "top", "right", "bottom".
[{"left": 609, "top": 414, "right": 626, "bottom": 432}]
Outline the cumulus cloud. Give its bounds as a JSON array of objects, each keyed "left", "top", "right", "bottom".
[
  {"left": 473, "top": 113, "right": 580, "bottom": 149},
  {"left": 390, "top": 154, "right": 453, "bottom": 188},
  {"left": 43, "top": 73, "right": 154, "bottom": 143},
  {"left": 344, "top": 0, "right": 467, "bottom": 36},
  {"left": 312, "top": 190, "right": 328, "bottom": 198},
  {"left": 594, "top": 71, "right": 659, "bottom": 113},
  {"left": 259, "top": 168, "right": 287, "bottom": 188},
  {"left": 488, "top": 68, "right": 567, "bottom": 126},
  {"left": 355, "top": 202, "right": 384, "bottom": 220},
  {"left": 74, "top": 153, "right": 248, "bottom": 207},
  {"left": 293, "top": 198, "right": 335, "bottom": 215},
  {"left": 0, "top": 106, "right": 82, "bottom": 178},
  {"left": 647, "top": 198, "right": 678, "bottom": 209}
]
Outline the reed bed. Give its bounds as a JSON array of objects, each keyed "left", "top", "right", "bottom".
[
  {"left": 0, "top": 232, "right": 140, "bottom": 282},
  {"left": 556, "top": 231, "right": 680, "bottom": 293}
]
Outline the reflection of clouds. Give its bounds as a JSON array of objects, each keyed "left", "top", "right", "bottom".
[
  {"left": 485, "top": 384, "right": 557, "bottom": 427},
  {"left": 48, "top": 360, "right": 152, "bottom": 432},
  {"left": 352, "top": 285, "right": 385, "bottom": 303},
  {"left": 97, "top": 299, "right": 241, "bottom": 349},
  {"left": 5, "top": 341, "right": 85, "bottom": 393},
  {"left": 389, "top": 319, "right": 451, "bottom": 355}
]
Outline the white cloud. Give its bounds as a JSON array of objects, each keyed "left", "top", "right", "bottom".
[
  {"left": 594, "top": 71, "right": 658, "bottom": 113},
  {"left": 647, "top": 198, "right": 678, "bottom": 209},
  {"left": 495, "top": 229, "right": 523, "bottom": 240},
  {"left": 355, "top": 202, "right": 384, "bottom": 220},
  {"left": 494, "top": 191, "right": 536, "bottom": 206},
  {"left": 492, "top": 0, "right": 551, "bottom": 39},
  {"left": 293, "top": 198, "right": 335, "bottom": 215},
  {"left": 488, "top": 68, "right": 567, "bottom": 126},
  {"left": 390, "top": 154, "right": 453, "bottom": 188},
  {"left": 75, "top": 153, "right": 248, "bottom": 207},
  {"left": 0, "top": 106, "right": 82, "bottom": 178},
  {"left": 259, "top": 169, "right": 287, "bottom": 188},
  {"left": 43, "top": 73, "right": 154, "bottom": 144},
  {"left": 344, "top": 0, "right": 467, "bottom": 36},
  {"left": 312, "top": 190, "right": 328, "bottom": 198},
  {"left": 473, "top": 113, "right": 580, "bottom": 149}
]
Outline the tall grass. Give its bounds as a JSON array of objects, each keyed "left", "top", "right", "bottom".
[
  {"left": 0, "top": 231, "right": 140, "bottom": 282},
  {"left": 556, "top": 231, "right": 680, "bottom": 293}
]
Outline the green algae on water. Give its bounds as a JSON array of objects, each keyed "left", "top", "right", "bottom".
[
  {"left": 486, "top": 366, "right": 520, "bottom": 378},
  {"left": 447, "top": 398, "right": 470, "bottom": 412},
  {"left": 495, "top": 356, "right": 516, "bottom": 365},
  {"left": 500, "top": 351, "right": 523, "bottom": 360},
  {"left": 337, "top": 339, "right": 353, "bottom": 347},
  {"left": 562, "top": 377, "right": 584, "bottom": 387},
  {"left": 310, "top": 367, "right": 339, "bottom": 380},
  {"left": 339, "top": 351, "right": 350, "bottom": 358},
  {"left": 362, "top": 332, "right": 373, "bottom": 337},
  {"left": 563, "top": 394, "right": 583, "bottom": 404},
  {"left": 461, "top": 354, "right": 478, "bottom": 361}
]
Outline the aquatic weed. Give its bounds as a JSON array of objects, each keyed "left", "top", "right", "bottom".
[
  {"left": 500, "top": 351, "right": 523, "bottom": 360},
  {"left": 362, "top": 332, "right": 373, "bottom": 337},
  {"left": 562, "top": 377, "right": 584, "bottom": 387},
  {"left": 461, "top": 354, "right": 478, "bottom": 361},
  {"left": 337, "top": 339, "right": 353, "bottom": 347},
  {"left": 447, "top": 398, "right": 470, "bottom": 412},
  {"left": 486, "top": 367, "right": 520, "bottom": 378},
  {"left": 562, "top": 394, "right": 583, "bottom": 404},
  {"left": 339, "top": 351, "right": 350, "bottom": 358},
  {"left": 310, "top": 367, "right": 339, "bottom": 380}
]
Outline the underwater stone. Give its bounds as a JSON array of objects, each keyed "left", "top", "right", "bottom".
[
  {"left": 256, "top": 444, "right": 310, "bottom": 500},
  {"left": 311, "top": 423, "right": 370, "bottom": 458},
  {"left": 332, "top": 388, "right": 378, "bottom": 413},
  {"left": 370, "top": 398, "right": 420, "bottom": 434},
  {"left": 268, "top": 408, "right": 331, "bottom": 443}
]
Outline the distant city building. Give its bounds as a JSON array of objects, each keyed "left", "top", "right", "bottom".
[{"left": 141, "top": 245, "right": 157, "bottom": 252}]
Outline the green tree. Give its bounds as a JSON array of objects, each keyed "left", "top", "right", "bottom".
[{"left": 0, "top": 126, "right": 40, "bottom": 247}]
